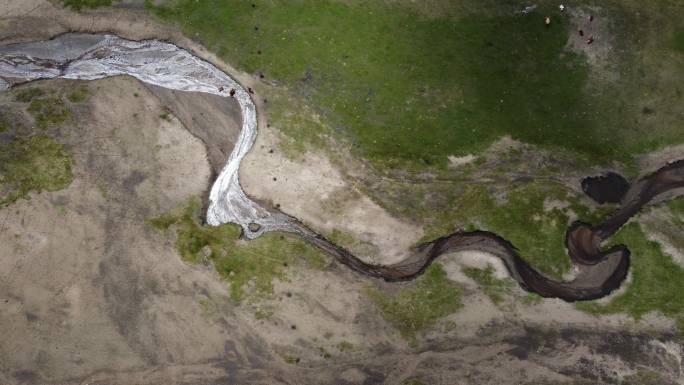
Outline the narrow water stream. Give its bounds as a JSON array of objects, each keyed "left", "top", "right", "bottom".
[{"left": 2, "top": 33, "right": 682, "bottom": 301}]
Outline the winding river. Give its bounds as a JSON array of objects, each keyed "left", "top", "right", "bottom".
[{"left": 1, "top": 33, "right": 682, "bottom": 301}]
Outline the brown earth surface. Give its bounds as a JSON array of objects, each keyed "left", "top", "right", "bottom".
[{"left": 1, "top": 2, "right": 684, "bottom": 384}]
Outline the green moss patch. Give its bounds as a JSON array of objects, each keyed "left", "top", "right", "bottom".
[
  {"left": 462, "top": 264, "right": 514, "bottom": 304},
  {"left": 0, "top": 135, "right": 74, "bottom": 207},
  {"left": 148, "top": 198, "right": 327, "bottom": 302},
  {"left": 368, "top": 264, "right": 462, "bottom": 339}
]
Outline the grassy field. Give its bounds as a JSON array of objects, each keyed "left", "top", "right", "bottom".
[
  {"left": 145, "top": 0, "right": 684, "bottom": 279},
  {"left": 152, "top": 0, "right": 684, "bottom": 170}
]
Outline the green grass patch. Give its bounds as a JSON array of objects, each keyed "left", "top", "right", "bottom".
[
  {"left": 368, "top": 263, "right": 462, "bottom": 339},
  {"left": 14, "top": 87, "right": 45, "bottom": 103},
  {"left": 151, "top": 0, "right": 684, "bottom": 170},
  {"left": 622, "top": 369, "right": 667, "bottom": 385},
  {"left": 337, "top": 340, "right": 354, "bottom": 352},
  {"left": 658, "top": 198, "right": 684, "bottom": 252},
  {"left": 408, "top": 181, "right": 609, "bottom": 278},
  {"left": 0, "top": 111, "right": 12, "bottom": 133},
  {"left": 61, "top": 0, "right": 112, "bottom": 10},
  {"left": 675, "top": 29, "right": 684, "bottom": 53},
  {"left": 281, "top": 354, "right": 300, "bottom": 365},
  {"left": 67, "top": 87, "right": 89, "bottom": 103},
  {"left": 668, "top": 197, "right": 684, "bottom": 222},
  {"left": 0, "top": 135, "right": 74, "bottom": 207},
  {"left": 27, "top": 97, "right": 71, "bottom": 129},
  {"left": 577, "top": 222, "right": 684, "bottom": 319},
  {"left": 147, "top": 212, "right": 178, "bottom": 230},
  {"left": 264, "top": 88, "right": 331, "bottom": 158},
  {"left": 254, "top": 308, "right": 273, "bottom": 320},
  {"left": 198, "top": 298, "right": 216, "bottom": 318},
  {"left": 148, "top": 198, "right": 327, "bottom": 302},
  {"left": 462, "top": 264, "right": 514, "bottom": 304},
  {"left": 159, "top": 110, "right": 171, "bottom": 122}
]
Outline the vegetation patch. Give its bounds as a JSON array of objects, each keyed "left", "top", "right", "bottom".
[
  {"left": 402, "top": 181, "right": 609, "bottom": 279},
  {"left": 14, "top": 87, "right": 44, "bottom": 103},
  {"left": 67, "top": 87, "right": 89, "bottom": 103},
  {"left": 337, "top": 340, "right": 354, "bottom": 352},
  {"left": 462, "top": 264, "right": 514, "bottom": 304},
  {"left": 0, "top": 135, "right": 74, "bottom": 207},
  {"left": 622, "top": 369, "right": 667, "bottom": 385},
  {"left": 281, "top": 354, "right": 300, "bottom": 365},
  {"left": 368, "top": 263, "right": 462, "bottom": 339},
  {"left": 26, "top": 97, "right": 71, "bottom": 129},
  {"left": 148, "top": 198, "right": 327, "bottom": 302},
  {"left": 675, "top": 29, "right": 684, "bottom": 53},
  {"left": 159, "top": 109, "right": 172, "bottom": 122},
  {"left": 61, "top": 0, "right": 112, "bottom": 10},
  {"left": 577, "top": 222, "right": 684, "bottom": 320},
  {"left": 264, "top": 88, "right": 331, "bottom": 159},
  {"left": 668, "top": 198, "right": 684, "bottom": 224},
  {"left": 0, "top": 111, "right": 13, "bottom": 133},
  {"left": 152, "top": 0, "right": 684, "bottom": 171},
  {"left": 649, "top": 198, "right": 684, "bottom": 254}
]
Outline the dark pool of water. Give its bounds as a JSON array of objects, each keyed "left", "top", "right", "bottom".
[{"left": 581, "top": 172, "right": 630, "bottom": 204}]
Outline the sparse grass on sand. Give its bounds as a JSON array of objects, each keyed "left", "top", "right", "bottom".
[
  {"left": 368, "top": 263, "right": 462, "bottom": 339},
  {"left": 463, "top": 264, "right": 514, "bottom": 304},
  {"left": 148, "top": 198, "right": 327, "bottom": 302},
  {"left": 15, "top": 87, "right": 71, "bottom": 129}
]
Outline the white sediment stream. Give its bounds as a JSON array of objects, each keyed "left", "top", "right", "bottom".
[{"left": 0, "top": 33, "right": 295, "bottom": 238}]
